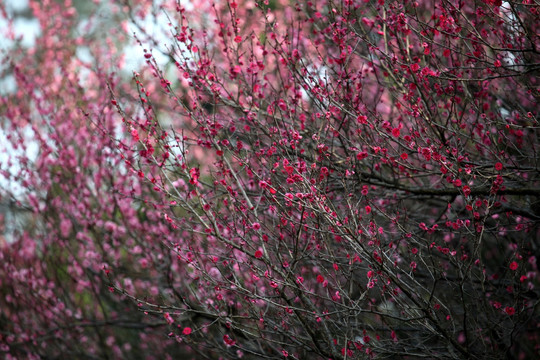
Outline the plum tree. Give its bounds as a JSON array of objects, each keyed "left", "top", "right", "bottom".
[{"left": 1, "top": 0, "right": 539, "bottom": 359}]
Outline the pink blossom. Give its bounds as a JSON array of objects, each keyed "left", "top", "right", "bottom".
[{"left": 164, "top": 313, "right": 174, "bottom": 324}]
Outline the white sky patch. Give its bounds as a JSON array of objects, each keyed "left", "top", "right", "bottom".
[
  {"left": 499, "top": 2, "right": 519, "bottom": 67},
  {"left": 12, "top": 17, "right": 41, "bottom": 48},
  {"left": 0, "top": 0, "right": 39, "bottom": 95},
  {"left": 0, "top": 0, "right": 40, "bottom": 49},
  {"left": 5, "top": 0, "right": 28, "bottom": 12},
  {"left": 123, "top": 6, "right": 175, "bottom": 71},
  {"left": 0, "top": 126, "right": 40, "bottom": 196}
]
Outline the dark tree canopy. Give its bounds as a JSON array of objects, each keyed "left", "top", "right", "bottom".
[{"left": 0, "top": 0, "right": 539, "bottom": 359}]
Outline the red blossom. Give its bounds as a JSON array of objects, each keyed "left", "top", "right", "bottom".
[
  {"left": 505, "top": 307, "right": 515, "bottom": 316},
  {"left": 356, "top": 151, "right": 368, "bottom": 160},
  {"left": 223, "top": 334, "right": 236, "bottom": 346}
]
